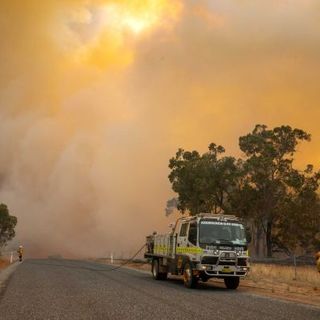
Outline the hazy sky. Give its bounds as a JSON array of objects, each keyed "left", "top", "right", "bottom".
[{"left": 1, "top": 0, "right": 320, "bottom": 257}]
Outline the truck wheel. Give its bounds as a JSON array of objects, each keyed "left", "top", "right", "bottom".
[
  {"left": 224, "top": 277, "right": 240, "bottom": 289},
  {"left": 152, "top": 259, "right": 161, "bottom": 280},
  {"left": 160, "top": 272, "right": 168, "bottom": 280},
  {"left": 183, "top": 263, "right": 198, "bottom": 289},
  {"left": 152, "top": 259, "right": 167, "bottom": 280}
]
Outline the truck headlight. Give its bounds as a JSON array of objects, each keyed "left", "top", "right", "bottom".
[{"left": 237, "top": 250, "right": 248, "bottom": 256}]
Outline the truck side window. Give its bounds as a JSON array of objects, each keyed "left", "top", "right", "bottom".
[
  {"left": 188, "top": 222, "right": 197, "bottom": 245},
  {"left": 180, "top": 223, "right": 188, "bottom": 237}
]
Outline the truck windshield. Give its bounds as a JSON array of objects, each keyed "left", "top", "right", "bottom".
[{"left": 199, "top": 220, "right": 247, "bottom": 245}]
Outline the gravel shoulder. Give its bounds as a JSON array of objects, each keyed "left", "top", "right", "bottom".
[{"left": 0, "top": 261, "right": 21, "bottom": 295}]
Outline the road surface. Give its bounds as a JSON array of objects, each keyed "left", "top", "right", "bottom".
[{"left": 0, "top": 259, "right": 319, "bottom": 320}]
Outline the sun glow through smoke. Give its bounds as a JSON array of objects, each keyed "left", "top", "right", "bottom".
[
  {"left": 62, "top": 1, "right": 182, "bottom": 68},
  {"left": 101, "top": 4, "right": 158, "bottom": 34}
]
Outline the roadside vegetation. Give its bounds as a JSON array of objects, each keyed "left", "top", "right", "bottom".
[
  {"left": 244, "top": 263, "right": 320, "bottom": 306},
  {"left": 167, "top": 124, "right": 320, "bottom": 258},
  {"left": 0, "top": 203, "right": 17, "bottom": 257},
  {"left": 249, "top": 263, "right": 320, "bottom": 286}
]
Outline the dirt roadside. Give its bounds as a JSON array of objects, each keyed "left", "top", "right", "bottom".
[
  {"left": 0, "top": 259, "right": 10, "bottom": 271},
  {"left": 120, "top": 262, "right": 320, "bottom": 307},
  {"left": 0, "top": 259, "right": 20, "bottom": 294}
]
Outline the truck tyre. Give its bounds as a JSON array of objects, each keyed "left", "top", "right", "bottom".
[
  {"left": 224, "top": 276, "right": 240, "bottom": 289},
  {"left": 160, "top": 272, "right": 168, "bottom": 280},
  {"left": 152, "top": 259, "right": 161, "bottom": 280},
  {"left": 183, "top": 263, "right": 198, "bottom": 289},
  {"left": 152, "top": 259, "right": 167, "bottom": 280}
]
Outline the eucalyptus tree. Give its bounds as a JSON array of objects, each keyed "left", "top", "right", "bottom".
[
  {"left": 168, "top": 143, "right": 239, "bottom": 215},
  {"left": 239, "top": 124, "right": 316, "bottom": 257}
]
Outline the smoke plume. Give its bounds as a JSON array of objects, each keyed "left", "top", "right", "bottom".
[{"left": 1, "top": 0, "right": 320, "bottom": 257}]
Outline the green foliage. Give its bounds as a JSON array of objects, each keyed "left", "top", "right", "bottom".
[
  {"left": 274, "top": 168, "right": 320, "bottom": 255},
  {"left": 0, "top": 204, "right": 17, "bottom": 249},
  {"left": 238, "top": 125, "right": 317, "bottom": 257},
  {"left": 168, "top": 144, "right": 239, "bottom": 215},
  {"left": 168, "top": 124, "right": 320, "bottom": 257}
]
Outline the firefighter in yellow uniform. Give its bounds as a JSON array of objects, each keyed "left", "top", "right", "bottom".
[
  {"left": 316, "top": 251, "right": 320, "bottom": 273},
  {"left": 17, "top": 245, "right": 23, "bottom": 262}
]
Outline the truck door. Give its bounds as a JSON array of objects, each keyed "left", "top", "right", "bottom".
[
  {"left": 187, "top": 221, "right": 197, "bottom": 248},
  {"left": 177, "top": 222, "right": 189, "bottom": 252},
  {"left": 187, "top": 221, "right": 200, "bottom": 259}
]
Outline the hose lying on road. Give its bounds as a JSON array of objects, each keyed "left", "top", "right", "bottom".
[{"left": 106, "top": 243, "right": 146, "bottom": 272}]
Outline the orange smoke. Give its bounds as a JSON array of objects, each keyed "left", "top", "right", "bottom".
[{"left": 1, "top": 0, "right": 320, "bottom": 258}]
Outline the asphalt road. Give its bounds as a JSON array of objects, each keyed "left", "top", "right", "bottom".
[{"left": 0, "top": 259, "right": 319, "bottom": 320}]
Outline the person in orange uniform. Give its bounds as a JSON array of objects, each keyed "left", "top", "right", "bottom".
[
  {"left": 17, "top": 245, "right": 24, "bottom": 262},
  {"left": 316, "top": 251, "right": 320, "bottom": 273}
]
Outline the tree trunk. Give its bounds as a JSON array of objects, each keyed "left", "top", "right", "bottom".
[
  {"left": 255, "top": 226, "right": 262, "bottom": 257},
  {"left": 266, "top": 221, "right": 273, "bottom": 257}
]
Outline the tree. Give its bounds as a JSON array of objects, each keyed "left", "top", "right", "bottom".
[
  {"left": 168, "top": 143, "right": 239, "bottom": 215},
  {"left": 274, "top": 166, "right": 320, "bottom": 255},
  {"left": 239, "top": 124, "right": 315, "bottom": 257},
  {"left": 167, "top": 124, "right": 320, "bottom": 257},
  {"left": 0, "top": 204, "right": 17, "bottom": 251}
]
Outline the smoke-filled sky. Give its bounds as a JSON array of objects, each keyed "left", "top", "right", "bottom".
[{"left": 1, "top": 0, "right": 320, "bottom": 257}]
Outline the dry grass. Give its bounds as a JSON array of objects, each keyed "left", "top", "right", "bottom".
[
  {"left": 248, "top": 263, "right": 320, "bottom": 286},
  {"left": 242, "top": 263, "right": 320, "bottom": 306}
]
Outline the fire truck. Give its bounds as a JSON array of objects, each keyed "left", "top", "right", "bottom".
[{"left": 144, "top": 214, "right": 250, "bottom": 289}]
